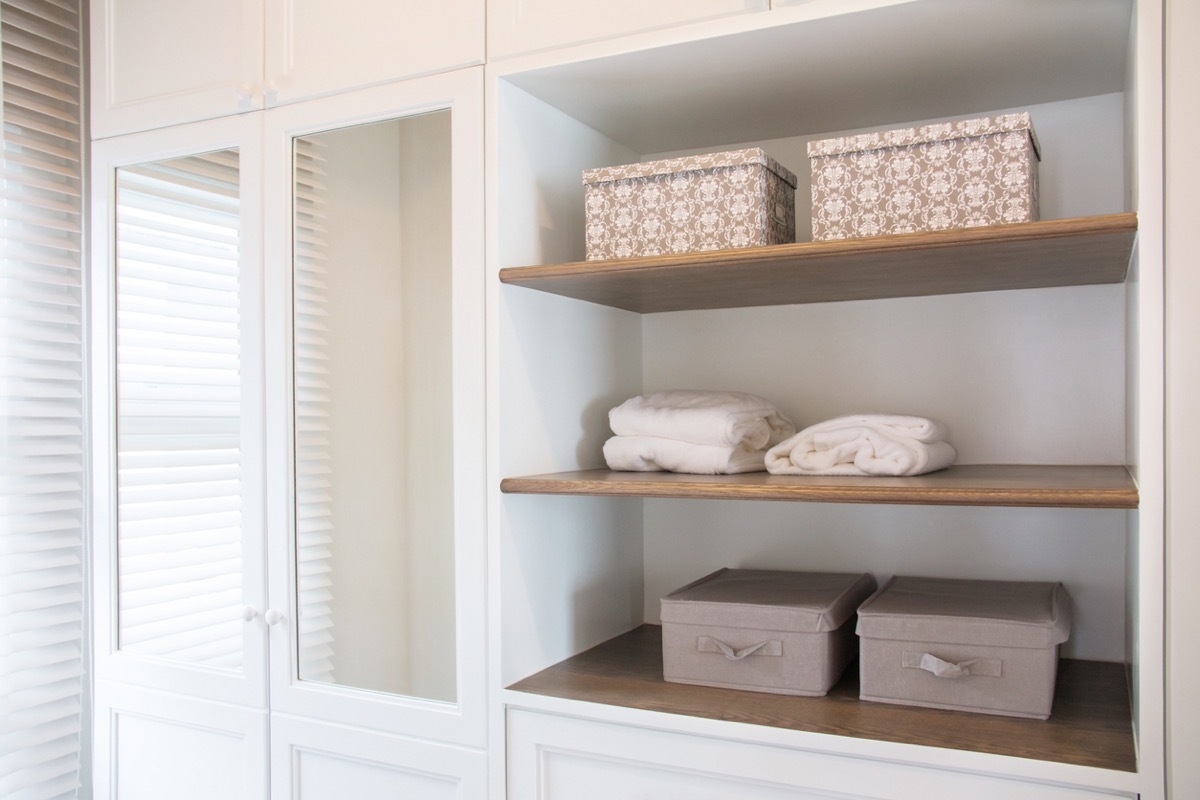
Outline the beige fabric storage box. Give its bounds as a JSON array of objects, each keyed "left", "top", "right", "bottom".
[
  {"left": 808, "top": 113, "right": 1040, "bottom": 240},
  {"left": 583, "top": 148, "right": 797, "bottom": 261},
  {"left": 856, "top": 576, "right": 1071, "bottom": 719},
  {"left": 660, "top": 568, "right": 877, "bottom": 697}
]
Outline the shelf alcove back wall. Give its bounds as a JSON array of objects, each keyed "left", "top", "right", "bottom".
[{"left": 497, "top": 79, "right": 1131, "bottom": 683}]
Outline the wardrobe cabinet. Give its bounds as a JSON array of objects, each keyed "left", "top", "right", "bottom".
[
  {"left": 89, "top": 70, "right": 487, "bottom": 799},
  {"left": 489, "top": 0, "right": 1163, "bottom": 798},
  {"left": 89, "top": 0, "right": 484, "bottom": 138},
  {"left": 84, "top": 0, "right": 1178, "bottom": 797}
]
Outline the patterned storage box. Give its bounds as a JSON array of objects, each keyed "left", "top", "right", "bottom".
[
  {"left": 583, "top": 148, "right": 797, "bottom": 261},
  {"left": 661, "top": 568, "right": 877, "bottom": 697},
  {"left": 809, "top": 113, "right": 1041, "bottom": 240},
  {"left": 856, "top": 576, "right": 1071, "bottom": 719}
]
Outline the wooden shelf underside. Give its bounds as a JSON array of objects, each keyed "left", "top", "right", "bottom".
[
  {"left": 498, "top": 213, "right": 1137, "bottom": 313},
  {"left": 500, "top": 464, "right": 1138, "bottom": 509},
  {"left": 508, "top": 625, "right": 1136, "bottom": 773}
]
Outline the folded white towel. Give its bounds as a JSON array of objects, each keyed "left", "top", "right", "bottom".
[
  {"left": 609, "top": 390, "right": 796, "bottom": 450},
  {"left": 604, "top": 435, "right": 767, "bottom": 474},
  {"left": 765, "top": 414, "right": 956, "bottom": 477}
]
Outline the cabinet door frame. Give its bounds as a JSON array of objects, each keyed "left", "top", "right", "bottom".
[
  {"left": 261, "top": 67, "right": 488, "bottom": 748},
  {"left": 90, "top": 113, "right": 269, "bottom": 709}
]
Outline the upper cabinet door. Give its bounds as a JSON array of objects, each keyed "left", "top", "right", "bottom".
[
  {"left": 91, "top": 0, "right": 484, "bottom": 139},
  {"left": 262, "top": 0, "right": 484, "bottom": 106},
  {"left": 487, "top": 0, "right": 767, "bottom": 59},
  {"left": 90, "top": 0, "right": 265, "bottom": 139}
]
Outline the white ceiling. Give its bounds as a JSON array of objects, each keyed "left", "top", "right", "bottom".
[{"left": 504, "top": 0, "right": 1133, "bottom": 154}]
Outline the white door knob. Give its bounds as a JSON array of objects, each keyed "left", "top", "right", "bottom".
[
  {"left": 242, "top": 606, "right": 259, "bottom": 622},
  {"left": 263, "top": 608, "right": 284, "bottom": 626}
]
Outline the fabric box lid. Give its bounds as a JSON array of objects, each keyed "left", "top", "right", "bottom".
[
  {"left": 660, "top": 568, "right": 876, "bottom": 634},
  {"left": 583, "top": 147, "right": 799, "bottom": 189},
  {"left": 807, "top": 112, "right": 1041, "bottom": 162},
  {"left": 856, "top": 576, "right": 1071, "bottom": 650}
]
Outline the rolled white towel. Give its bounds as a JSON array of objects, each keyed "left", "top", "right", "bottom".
[
  {"left": 604, "top": 435, "right": 767, "bottom": 475},
  {"left": 805, "top": 413, "right": 948, "bottom": 443},
  {"left": 609, "top": 390, "right": 795, "bottom": 450},
  {"left": 765, "top": 414, "right": 956, "bottom": 477}
]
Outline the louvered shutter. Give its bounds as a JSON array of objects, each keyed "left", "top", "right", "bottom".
[{"left": 0, "top": 0, "right": 86, "bottom": 797}]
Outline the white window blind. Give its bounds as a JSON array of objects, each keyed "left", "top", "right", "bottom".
[
  {"left": 0, "top": 0, "right": 85, "bottom": 797},
  {"left": 110, "top": 142, "right": 336, "bottom": 680},
  {"left": 113, "top": 151, "right": 246, "bottom": 668},
  {"left": 293, "top": 137, "right": 335, "bottom": 684}
]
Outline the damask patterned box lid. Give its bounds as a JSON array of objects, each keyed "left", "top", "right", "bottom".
[
  {"left": 583, "top": 147, "right": 799, "bottom": 188},
  {"left": 807, "top": 113, "right": 1041, "bottom": 161}
]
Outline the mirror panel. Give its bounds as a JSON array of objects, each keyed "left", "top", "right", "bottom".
[
  {"left": 293, "top": 111, "right": 456, "bottom": 701},
  {"left": 114, "top": 150, "right": 245, "bottom": 669}
]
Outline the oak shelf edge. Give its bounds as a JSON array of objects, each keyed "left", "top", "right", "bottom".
[
  {"left": 498, "top": 213, "right": 1138, "bottom": 312},
  {"left": 499, "top": 464, "right": 1138, "bottom": 509}
]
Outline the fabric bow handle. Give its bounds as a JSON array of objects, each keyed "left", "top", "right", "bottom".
[
  {"left": 698, "top": 635, "right": 782, "bottom": 661},
  {"left": 904, "top": 651, "right": 1002, "bottom": 678}
]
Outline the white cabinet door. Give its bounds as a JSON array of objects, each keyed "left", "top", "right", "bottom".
[
  {"left": 90, "top": 0, "right": 264, "bottom": 138},
  {"left": 263, "top": 0, "right": 483, "bottom": 106},
  {"left": 262, "top": 68, "right": 488, "bottom": 748},
  {"left": 270, "top": 714, "right": 487, "bottom": 800},
  {"left": 93, "top": 682, "right": 269, "bottom": 800},
  {"left": 507, "top": 710, "right": 1135, "bottom": 800},
  {"left": 92, "top": 65, "right": 487, "bottom": 796},
  {"left": 90, "top": 113, "right": 268, "bottom": 710},
  {"left": 91, "top": 0, "right": 484, "bottom": 139},
  {"left": 487, "top": 0, "right": 767, "bottom": 59}
]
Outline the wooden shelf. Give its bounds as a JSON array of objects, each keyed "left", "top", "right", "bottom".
[
  {"left": 500, "top": 464, "right": 1138, "bottom": 509},
  {"left": 498, "top": 213, "right": 1137, "bottom": 313},
  {"left": 508, "top": 624, "right": 1136, "bottom": 773}
]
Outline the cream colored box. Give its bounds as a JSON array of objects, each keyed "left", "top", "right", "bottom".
[
  {"left": 809, "top": 113, "right": 1040, "bottom": 240},
  {"left": 583, "top": 148, "right": 797, "bottom": 260},
  {"left": 856, "top": 576, "right": 1071, "bottom": 719},
  {"left": 660, "top": 568, "right": 877, "bottom": 697}
]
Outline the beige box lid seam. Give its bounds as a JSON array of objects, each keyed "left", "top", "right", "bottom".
[
  {"left": 856, "top": 575, "right": 1071, "bottom": 650},
  {"left": 807, "top": 112, "right": 1041, "bottom": 162},
  {"left": 583, "top": 147, "right": 799, "bottom": 189},
  {"left": 661, "top": 568, "right": 876, "bottom": 634}
]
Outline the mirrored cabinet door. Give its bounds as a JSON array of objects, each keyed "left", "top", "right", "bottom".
[
  {"left": 291, "top": 112, "right": 456, "bottom": 701},
  {"left": 91, "top": 114, "right": 268, "bottom": 710},
  {"left": 264, "top": 70, "right": 485, "bottom": 746},
  {"left": 114, "top": 150, "right": 248, "bottom": 668}
]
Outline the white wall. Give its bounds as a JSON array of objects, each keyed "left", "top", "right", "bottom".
[
  {"left": 320, "top": 120, "right": 410, "bottom": 696},
  {"left": 647, "top": 93, "right": 1128, "bottom": 242},
  {"left": 396, "top": 110, "right": 457, "bottom": 703},
  {"left": 497, "top": 83, "right": 646, "bottom": 685},
  {"left": 497, "top": 85, "right": 1135, "bottom": 666},
  {"left": 1165, "top": 0, "right": 1200, "bottom": 793},
  {"left": 639, "top": 92, "right": 1130, "bottom": 661}
]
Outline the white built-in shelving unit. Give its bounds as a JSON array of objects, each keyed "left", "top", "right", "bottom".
[{"left": 488, "top": 1, "right": 1163, "bottom": 797}]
